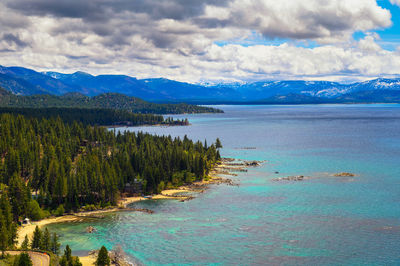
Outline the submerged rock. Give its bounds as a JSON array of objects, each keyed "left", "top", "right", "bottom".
[
  {"left": 334, "top": 172, "right": 356, "bottom": 177},
  {"left": 179, "top": 196, "right": 195, "bottom": 202},
  {"left": 245, "top": 161, "right": 261, "bottom": 167},
  {"left": 273, "top": 172, "right": 358, "bottom": 182},
  {"left": 86, "top": 226, "right": 96, "bottom": 233},
  {"left": 130, "top": 208, "right": 154, "bottom": 214},
  {"left": 273, "top": 175, "right": 307, "bottom": 181}
]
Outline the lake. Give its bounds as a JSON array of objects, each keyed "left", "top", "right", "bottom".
[{"left": 47, "top": 104, "right": 400, "bottom": 265}]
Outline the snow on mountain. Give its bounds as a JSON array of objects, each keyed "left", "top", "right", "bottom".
[{"left": 0, "top": 65, "right": 399, "bottom": 103}]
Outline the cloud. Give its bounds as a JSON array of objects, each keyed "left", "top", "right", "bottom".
[
  {"left": 201, "top": 0, "right": 392, "bottom": 43},
  {"left": 390, "top": 0, "right": 400, "bottom": 7},
  {"left": 5, "top": 0, "right": 229, "bottom": 22},
  {"left": 3, "top": 0, "right": 392, "bottom": 46},
  {"left": 1, "top": 33, "right": 28, "bottom": 48},
  {"left": 0, "top": 0, "right": 397, "bottom": 83}
]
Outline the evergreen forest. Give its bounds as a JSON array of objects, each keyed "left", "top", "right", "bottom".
[
  {"left": 0, "top": 113, "right": 221, "bottom": 251},
  {"left": 0, "top": 107, "right": 189, "bottom": 126}
]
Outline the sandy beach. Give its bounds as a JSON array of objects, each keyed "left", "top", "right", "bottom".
[
  {"left": 79, "top": 254, "right": 97, "bottom": 266},
  {"left": 16, "top": 159, "right": 245, "bottom": 265},
  {"left": 16, "top": 188, "right": 199, "bottom": 265},
  {"left": 17, "top": 216, "right": 81, "bottom": 246}
]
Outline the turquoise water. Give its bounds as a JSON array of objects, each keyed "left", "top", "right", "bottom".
[{"left": 47, "top": 105, "right": 400, "bottom": 265}]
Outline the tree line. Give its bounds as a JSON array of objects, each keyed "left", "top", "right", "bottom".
[{"left": 0, "top": 107, "right": 189, "bottom": 126}]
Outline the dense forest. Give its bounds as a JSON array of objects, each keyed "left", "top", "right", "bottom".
[
  {"left": 0, "top": 113, "right": 220, "bottom": 249},
  {"left": 0, "top": 88, "right": 223, "bottom": 114},
  {"left": 0, "top": 107, "right": 189, "bottom": 126}
]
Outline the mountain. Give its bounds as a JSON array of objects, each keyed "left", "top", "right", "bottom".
[
  {"left": 44, "top": 71, "right": 147, "bottom": 96},
  {"left": 44, "top": 71, "right": 239, "bottom": 101},
  {"left": 0, "top": 65, "right": 400, "bottom": 103},
  {"left": 0, "top": 66, "right": 77, "bottom": 95},
  {"left": 141, "top": 78, "right": 240, "bottom": 101},
  {"left": 210, "top": 79, "right": 400, "bottom": 103},
  {"left": 294, "top": 78, "right": 400, "bottom": 103},
  {"left": 222, "top": 80, "right": 346, "bottom": 101}
]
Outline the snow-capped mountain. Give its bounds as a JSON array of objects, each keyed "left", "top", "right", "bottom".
[{"left": 0, "top": 65, "right": 399, "bottom": 103}]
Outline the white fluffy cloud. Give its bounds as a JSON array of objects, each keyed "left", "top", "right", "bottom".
[
  {"left": 0, "top": 0, "right": 398, "bottom": 82},
  {"left": 201, "top": 0, "right": 391, "bottom": 43}
]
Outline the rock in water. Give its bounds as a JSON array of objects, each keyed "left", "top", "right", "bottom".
[
  {"left": 273, "top": 175, "right": 306, "bottom": 181},
  {"left": 334, "top": 172, "right": 356, "bottom": 177},
  {"left": 86, "top": 226, "right": 96, "bottom": 233}
]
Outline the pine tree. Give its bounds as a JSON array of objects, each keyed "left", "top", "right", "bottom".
[
  {"left": 21, "top": 235, "right": 29, "bottom": 250},
  {"left": 0, "top": 211, "right": 8, "bottom": 256},
  {"left": 96, "top": 246, "right": 110, "bottom": 266},
  {"left": 15, "top": 252, "right": 33, "bottom": 266},
  {"left": 71, "top": 257, "right": 82, "bottom": 266},
  {"left": 64, "top": 245, "right": 72, "bottom": 261},
  {"left": 0, "top": 193, "right": 16, "bottom": 245},
  {"left": 50, "top": 233, "right": 60, "bottom": 255},
  {"left": 0, "top": 193, "right": 13, "bottom": 229},
  {"left": 60, "top": 245, "right": 82, "bottom": 266},
  {"left": 215, "top": 138, "right": 222, "bottom": 149},
  {"left": 31, "top": 226, "right": 41, "bottom": 249},
  {"left": 9, "top": 173, "right": 30, "bottom": 220},
  {"left": 0, "top": 228, "right": 7, "bottom": 256},
  {"left": 40, "top": 228, "right": 51, "bottom": 251}
]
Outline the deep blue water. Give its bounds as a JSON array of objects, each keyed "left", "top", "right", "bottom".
[{"left": 47, "top": 105, "right": 400, "bottom": 265}]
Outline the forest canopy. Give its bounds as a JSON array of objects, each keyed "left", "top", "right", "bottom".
[
  {"left": 0, "top": 107, "right": 189, "bottom": 126},
  {"left": 0, "top": 113, "right": 220, "bottom": 223},
  {"left": 0, "top": 88, "right": 223, "bottom": 114}
]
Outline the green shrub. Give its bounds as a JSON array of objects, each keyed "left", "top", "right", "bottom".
[
  {"left": 82, "top": 204, "right": 97, "bottom": 211},
  {"left": 54, "top": 205, "right": 65, "bottom": 216},
  {"left": 157, "top": 181, "right": 165, "bottom": 194},
  {"left": 27, "top": 200, "right": 43, "bottom": 221}
]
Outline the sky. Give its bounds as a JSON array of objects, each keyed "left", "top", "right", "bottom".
[{"left": 1, "top": 0, "right": 400, "bottom": 83}]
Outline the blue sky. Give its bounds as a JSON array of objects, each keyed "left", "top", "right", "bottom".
[{"left": 375, "top": 0, "right": 400, "bottom": 50}]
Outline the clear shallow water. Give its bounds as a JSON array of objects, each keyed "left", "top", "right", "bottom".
[{"left": 47, "top": 105, "right": 400, "bottom": 265}]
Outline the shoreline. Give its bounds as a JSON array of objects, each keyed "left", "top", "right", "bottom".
[
  {"left": 107, "top": 123, "right": 189, "bottom": 128},
  {"left": 16, "top": 187, "right": 211, "bottom": 266},
  {"left": 16, "top": 192, "right": 192, "bottom": 246},
  {"left": 16, "top": 179, "right": 218, "bottom": 265},
  {"left": 17, "top": 158, "right": 259, "bottom": 265}
]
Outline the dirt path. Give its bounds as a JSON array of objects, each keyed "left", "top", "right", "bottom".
[{"left": 5, "top": 251, "right": 50, "bottom": 266}]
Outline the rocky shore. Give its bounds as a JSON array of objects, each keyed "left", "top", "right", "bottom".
[
  {"left": 82, "top": 245, "right": 134, "bottom": 266},
  {"left": 211, "top": 158, "right": 264, "bottom": 175}
]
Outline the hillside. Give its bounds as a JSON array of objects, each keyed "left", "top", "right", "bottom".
[{"left": 0, "top": 87, "right": 222, "bottom": 114}]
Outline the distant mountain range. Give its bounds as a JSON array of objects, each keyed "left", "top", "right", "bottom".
[{"left": 1, "top": 65, "right": 400, "bottom": 103}]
